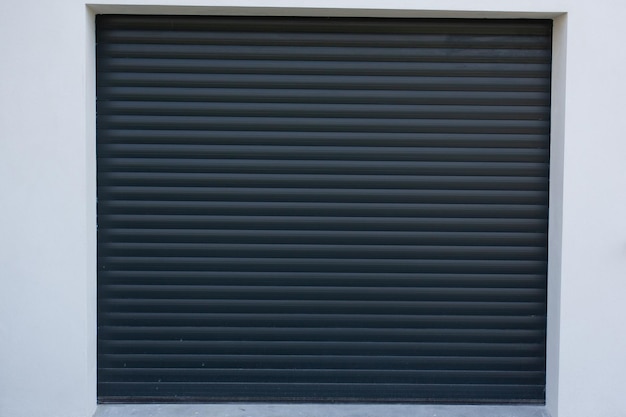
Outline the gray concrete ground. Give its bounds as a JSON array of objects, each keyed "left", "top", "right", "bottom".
[{"left": 95, "top": 404, "right": 550, "bottom": 417}]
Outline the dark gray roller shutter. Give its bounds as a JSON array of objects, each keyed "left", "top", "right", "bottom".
[{"left": 96, "top": 15, "right": 551, "bottom": 403}]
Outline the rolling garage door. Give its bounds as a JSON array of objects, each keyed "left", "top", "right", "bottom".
[{"left": 96, "top": 15, "right": 552, "bottom": 403}]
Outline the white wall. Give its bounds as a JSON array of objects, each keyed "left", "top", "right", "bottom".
[
  {"left": 0, "top": 1, "right": 625, "bottom": 417},
  {"left": 0, "top": 2, "right": 96, "bottom": 417}
]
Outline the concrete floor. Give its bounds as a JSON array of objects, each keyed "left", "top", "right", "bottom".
[{"left": 95, "top": 404, "right": 550, "bottom": 417}]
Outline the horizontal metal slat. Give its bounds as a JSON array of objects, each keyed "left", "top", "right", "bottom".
[
  {"left": 99, "top": 215, "right": 547, "bottom": 232},
  {"left": 99, "top": 43, "right": 551, "bottom": 63},
  {"left": 99, "top": 341, "right": 545, "bottom": 360},
  {"left": 97, "top": 201, "right": 548, "bottom": 220},
  {"left": 99, "top": 159, "right": 549, "bottom": 176},
  {"left": 97, "top": 381, "right": 545, "bottom": 403},
  {"left": 97, "top": 189, "right": 547, "bottom": 206},
  {"left": 96, "top": 16, "right": 551, "bottom": 35},
  {"left": 100, "top": 285, "right": 545, "bottom": 303},
  {"left": 99, "top": 58, "right": 551, "bottom": 77},
  {"left": 98, "top": 173, "right": 548, "bottom": 191},
  {"left": 98, "top": 325, "right": 543, "bottom": 341},
  {"left": 99, "top": 73, "right": 550, "bottom": 91},
  {"left": 100, "top": 39, "right": 548, "bottom": 59},
  {"left": 99, "top": 117, "right": 549, "bottom": 136},
  {"left": 101, "top": 296, "right": 544, "bottom": 314},
  {"left": 99, "top": 256, "right": 547, "bottom": 274},
  {"left": 98, "top": 353, "right": 544, "bottom": 371},
  {"left": 98, "top": 87, "right": 550, "bottom": 106},
  {"left": 97, "top": 101, "right": 550, "bottom": 120},
  {"left": 99, "top": 312, "right": 547, "bottom": 330},
  {"left": 98, "top": 28, "right": 551, "bottom": 47},
  {"left": 100, "top": 242, "right": 546, "bottom": 260},
  {"left": 99, "top": 271, "right": 546, "bottom": 289},
  {"left": 98, "top": 193, "right": 547, "bottom": 209},
  {"left": 97, "top": 144, "right": 548, "bottom": 162},
  {"left": 101, "top": 229, "right": 546, "bottom": 246},
  {"left": 99, "top": 367, "right": 545, "bottom": 385}
]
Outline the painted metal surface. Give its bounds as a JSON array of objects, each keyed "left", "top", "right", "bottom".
[{"left": 96, "top": 15, "right": 551, "bottom": 403}]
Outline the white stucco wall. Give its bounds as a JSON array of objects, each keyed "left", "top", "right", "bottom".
[{"left": 0, "top": 1, "right": 625, "bottom": 417}]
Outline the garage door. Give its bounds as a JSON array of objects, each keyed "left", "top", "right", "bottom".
[{"left": 96, "top": 15, "right": 551, "bottom": 403}]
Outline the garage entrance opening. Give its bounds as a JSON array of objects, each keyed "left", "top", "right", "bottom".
[{"left": 96, "top": 15, "right": 551, "bottom": 403}]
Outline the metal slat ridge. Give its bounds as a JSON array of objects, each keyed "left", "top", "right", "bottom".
[{"left": 96, "top": 15, "right": 551, "bottom": 403}]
